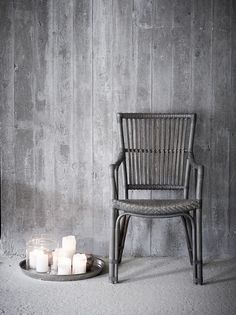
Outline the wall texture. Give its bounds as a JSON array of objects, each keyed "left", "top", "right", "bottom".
[{"left": 0, "top": 0, "right": 236, "bottom": 258}]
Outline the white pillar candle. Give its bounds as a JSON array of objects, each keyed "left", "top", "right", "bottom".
[
  {"left": 36, "top": 251, "right": 49, "bottom": 273},
  {"left": 62, "top": 235, "right": 76, "bottom": 257},
  {"left": 72, "top": 253, "right": 87, "bottom": 274},
  {"left": 56, "top": 247, "right": 74, "bottom": 260},
  {"left": 57, "top": 257, "right": 72, "bottom": 275},
  {"left": 29, "top": 249, "right": 43, "bottom": 269}
]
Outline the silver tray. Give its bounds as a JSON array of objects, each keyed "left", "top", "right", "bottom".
[{"left": 19, "top": 255, "right": 105, "bottom": 281}]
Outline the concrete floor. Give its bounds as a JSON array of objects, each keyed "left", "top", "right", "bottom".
[{"left": 0, "top": 255, "right": 236, "bottom": 315}]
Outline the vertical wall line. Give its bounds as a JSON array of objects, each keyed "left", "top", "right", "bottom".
[
  {"left": 210, "top": 0, "right": 214, "bottom": 228},
  {"left": 190, "top": 0, "right": 194, "bottom": 110},
  {"left": 33, "top": 0, "right": 37, "bottom": 225},
  {"left": 150, "top": 0, "right": 154, "bottom": 114},
  {"left": 228, "top": 0, "right": 232, "bottom": 233},
  {"left": 91, "top": 0, "right": 94, "bottom": 248},
  {"left": 73, "top": 0, "right": 76, "bottom": 229},
  {"left": 71, "top": 0, "right": 75, "bottom": 207},
  {"left": 52, "top": 0, "right": 56, "bottom": 228},
  {"left": 170, "top": 0, "right": 174, "bottom": 111},
  {"left": 111, "top": 0, "right": 114, "bottom": 159},
  {"left": 12, "top": 0, "right": 16, "bottom": 229},
  {"left": 226, "top": 131, "right": 230, "bottom": 236}
]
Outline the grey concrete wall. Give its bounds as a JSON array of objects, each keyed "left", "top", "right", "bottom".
[{"left": 0, "top": 0, "right": 236, "bottom": 258}]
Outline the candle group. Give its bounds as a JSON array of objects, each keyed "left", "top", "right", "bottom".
[{"left": 28, "top": 235, "right": 87, "bottom": 275}]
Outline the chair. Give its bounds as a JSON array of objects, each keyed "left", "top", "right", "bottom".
[{"left": 109, "top": 113, "right": 204, "bottom": 285}]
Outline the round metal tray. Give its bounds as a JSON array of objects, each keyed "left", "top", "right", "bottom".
[{"left": 19, "top": 255, "right": 105, "bottom": 281}]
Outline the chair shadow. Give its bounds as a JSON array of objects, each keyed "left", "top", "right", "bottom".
[
  {"left": 204, "top": 276, "right": 236, "bottom": 285},
  {"left": 119, "top": 267, "right": 191, "bottom": 283},
  {"left": 203, "top": 258, "right": 236, "bottom": 285},
  {"left": 119, "top": 259, "right": 189, "bottom": 283},
  {"left": 98, "top": 257, "right": 236, "bottom": 286},
  {"left": 118, "top": 258, "right": 236, "bottom": 285}
]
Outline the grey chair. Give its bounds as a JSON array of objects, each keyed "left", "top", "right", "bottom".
[{"left": 109, "top": 113, "right": 204, "bottom": 285}]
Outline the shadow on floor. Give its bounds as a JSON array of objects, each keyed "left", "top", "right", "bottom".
[
  {"left": 203, "top": 258, "right": 236, "bottom": 285},
  {"left": 118, "top": 258, "right": 189, "bottom": 283},
  {"left": 111, "top": 257, "right": 236, "bottom": 285}
]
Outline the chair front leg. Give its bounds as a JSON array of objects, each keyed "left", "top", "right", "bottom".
[
  {"left": 118, "top": 215, "right": 131, "bottom": 264},
  {"left": 114, "top": 218, "right": 120, "bottom": 283},
  {"left": 196, "top": 207, "right": 203, "bottom": 285},
  {"left": 109, "top": 208, "right": 118, "bottom": 283},
  {"left": 114, "top": 213, "right": 127, "bottom": 283}
]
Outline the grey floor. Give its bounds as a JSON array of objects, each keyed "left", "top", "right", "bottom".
[{"left": 0, "top": 255, "right": 236, "bottom": 315}]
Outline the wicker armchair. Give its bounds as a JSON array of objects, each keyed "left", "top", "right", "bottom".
[{"left": 109, "top": 113, "right": 204, "bottom": 285}]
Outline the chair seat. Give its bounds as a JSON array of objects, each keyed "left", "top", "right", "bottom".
[{"left": 112, "top": 199, "right": 200, "bottom": 216}]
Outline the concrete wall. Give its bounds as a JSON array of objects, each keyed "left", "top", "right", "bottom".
[{"left": 0, "top": 0, "right": 236, "bottom": 258}]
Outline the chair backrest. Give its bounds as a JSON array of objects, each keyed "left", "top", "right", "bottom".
[{"left": 118, "top": 113, "right": 196, "bottom": 191}]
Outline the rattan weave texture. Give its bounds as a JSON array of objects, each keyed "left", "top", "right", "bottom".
[{"left": 113, "top": 199, "right": 200, "bottom": 215}]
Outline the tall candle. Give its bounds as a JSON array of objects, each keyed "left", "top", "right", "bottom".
[
  {"left": 58, "top": 257, "right": 71, "bottom": 275},
  {"left": 36, "top": 251, "right": 49, "bottom": 273},
  {"left": 62, "top": 235, "right": 76, "bottom": 258},
  {"left": 72, "top": 253, "right": 87, "bottom": 274},
  {"left": 56, "top": 248, "right": 74, "bottom": 260}
]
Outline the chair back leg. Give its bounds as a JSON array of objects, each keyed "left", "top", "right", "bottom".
[
  {"left": 197, "top": 208, "right": 203, "bottom": 284},
  {"left": 191, "top": 210, "right": 198, "bottom": 284},
  {"left": 181, "top": 216, "right": 193, "bottom": 265}
]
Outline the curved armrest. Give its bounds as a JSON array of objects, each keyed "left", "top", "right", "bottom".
[
  {"left": 112, "top": 151, "right": 125, "bottom": 170},
  {"left": 110, "top": 152, "right": 125, "bottom": 200},
  {"left": 188, "top": 155, "right": 204, "bottom": 201}
]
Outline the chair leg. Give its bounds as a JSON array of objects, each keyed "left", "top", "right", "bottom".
[
  {"left": 192, "top": 211, "right": 198, "bottom": 284},
  {"left": 109, "top": 208, "right": 118, "bottom": 283},
  {"left": 118, "top": 215, "right": 125, "bottom": 262},
  {"left": 114, "top": 215, "right": 122, "bottom": 283},
  {"left": 118, "top": 215, "right": 131, "bottom": 264},
  {"left": 181, "top": 216, "right": 193, "bottom": 265},
  {"left": 196, "top": 208, "right": 203, "bottom": 285}
]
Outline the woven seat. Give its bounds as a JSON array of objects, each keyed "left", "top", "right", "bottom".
[
  {"left": 113, "top": 199, "right": 200, "bottom": 216},
  {"left": 109, "top": 113, "right": 204, "bottom": 285}
]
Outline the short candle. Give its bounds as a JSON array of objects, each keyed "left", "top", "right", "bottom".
[
  {"left": 36, "top": 251, "right": 49, "bottom": 273},
  {"left": 72, "top": 253, "right": 87, "bottom": 274},
  {"left": 58, "top": 256, "right": 72, "bottom": 275},
  {"left": 29, "top": 249, "right": 44, "bottom": 269}
]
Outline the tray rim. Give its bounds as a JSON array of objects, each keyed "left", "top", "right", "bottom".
[{"left": 19, "top": 255, "right": 105, "bottom": 281}]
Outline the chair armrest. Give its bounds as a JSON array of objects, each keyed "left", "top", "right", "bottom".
[
  {"left": 110, "top": 152, "right": 125, "bottom": 200},
  {"left": 113, "top": 151, "right": 125, "bottom": 170},
  {"left": 189, "top": 155, "right": 204, "bottom": 201}
]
